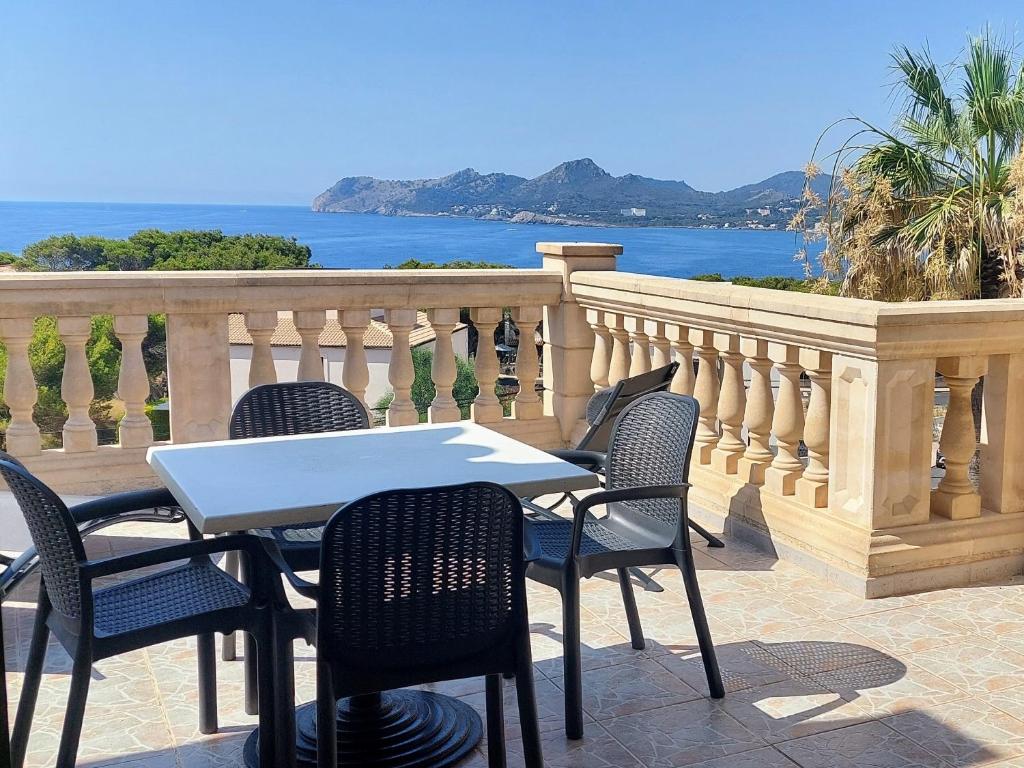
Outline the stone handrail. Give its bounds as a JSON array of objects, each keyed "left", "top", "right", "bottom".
[{"left": 568, "top": 269, "right": 1024, "bottom": 597}]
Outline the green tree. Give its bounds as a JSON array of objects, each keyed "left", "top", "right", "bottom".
[
  {"left": 374, "top": 347, "right": 479, "bottom": 420},
  {"left": 796, "top": 32, "right": 1024, "bottom": 300}
]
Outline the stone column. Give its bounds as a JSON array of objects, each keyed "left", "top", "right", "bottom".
[
  {"left": 647, "top": 320, "right": 671, "bottom": 369},
  {"left": 981, "top": 353, "right": 1024, "bottom": 514},
  {"left": 244, "top": 311, "right": 278, "bottom": 388},
  {"left": 293, "top": 310, "right": 326, "bottom": 382},
  {"left": 668, "top": 324, "right": 695, "bottom": 395},
  {"left": 795, "top": 349, "right": 832, "bottom": 508},
  {"left": 710, "top": 333, "right": 746, "bottom": 475},
  {"left": 166, "top": 313, "right": 232, "bottom": 443},
  {"left": 605, "top": 312, "right": 632, "bottom": 386},
  {"left": 538, "top": 242, "right": 620, "bottom": 444},
  {"left": 0, "top": 318, "right": 41, "bottom": 456},
  {"left": 737, "top": 337, "right": 773, "bottom": 485},
  {"left": 114, "top": 314, "right": 154, "bottom": 448},
  {"left": 427, "top": 308, "right": 461, "bottom": 423},
  {"left": 384, "top": 309, "right": 418, "bottom": 426},
  {"left": 339, "top": 309, "right": 370, "bottom": 408},
  {"left": 625, "top": 316, "right": 651, "bottom": 377},
  {"left": 586, "top": 308, "right": 611, "bottom": 390},
  {"left": 470, "top": 307, "right": 504, "bottom": 423},
  {"left": 690, "top": 329, "right": 720, "bottom": 464},
  {"left": 932, "top": 356, "right": 986, "bottom": 519},
  {"left": 764, "top": 342, "right": 804, "bottom": 496},
  {"left": 512, "top": 306, "right": 543, "bottom": 420},
  {"left": 58, "top": 316, "right": 98, "bottom": 453}
]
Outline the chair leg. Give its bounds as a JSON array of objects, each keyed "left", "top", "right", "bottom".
[
  {"left": 11, "top": 600, "right": 48, "bottom": 768},
  {"left": 514, "top": 654, "right": 543, "bottom": 768},
  {"left": 316, "top": 662, "right": 337, "bottom": 768},
  {"left": 485, "top": 674, "right": 506, "bottom": 768},
  {"left": 221, "top": 550, "right": 239, "bottom": 661},
  {"left": 196, "top": 631, "right": 218, "bottom": 734},
  {"left": 616, "top": 567, "right": 645, "bottom": 650},
  {"left": 560, "top": 575, "right": 585, "bottom": 740},
  {"left": 678, "top": 551, "right": 724, "bottom": 698},
  {"left": 688, "top": 520, "right": 725, "bottom": 548},
  {"left": 54, "top": 652, "right": 91, "bottom": 768},
  {"left": 275, "top": 628, "right": 298, "bottom": 768},
  {"left": 254, "top": 622, "right": 278, "bottom": 768},
  {"left": 236, "top": 550, "right": 260, "bottom": 716}
]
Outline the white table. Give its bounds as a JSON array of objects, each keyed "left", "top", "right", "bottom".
[
  {"left": 146, "top": 421, "right": 598, "bottom": 768},
  {"left": 147, "top": 421, "right": 598, "bottom": 535}
]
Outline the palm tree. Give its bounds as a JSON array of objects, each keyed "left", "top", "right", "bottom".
[{"left": 795, "top": 33, "right": 1024, "bottom": 300}]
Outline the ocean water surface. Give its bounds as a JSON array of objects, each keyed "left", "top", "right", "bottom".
[{"left": 0, "top": 201, "right": 815, "bottom": 278}]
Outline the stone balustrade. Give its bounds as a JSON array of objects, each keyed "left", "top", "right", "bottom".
[{"left": 3, "top": 247, "right": 1024, "bottom": 597}]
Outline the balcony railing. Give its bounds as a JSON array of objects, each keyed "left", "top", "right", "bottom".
[{"left": 2, "top": 242, "right": 1023, "bottom": 597}]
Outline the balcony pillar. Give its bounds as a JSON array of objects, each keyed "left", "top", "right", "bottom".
[
  {"left": 710, "top": 333, "right": 746, "bottom": 475},
  {"left": 470, "top": 307, "right": 503, "bottom": 423},
  {"left": 512, "top": 306, "right": 543, "bottom": 420},
  {"left": 667, "top": 324, "right": 694, "bottom": 396},
  {"left": 339, "top": 309, "right": 371, "bottom": 409},
  {"left": 605, "top": 312, "right": 632, "bottom": 385},
  {"left": 58, "top": 316, "right": 98, "bottom": 453},
  {"left": 384, "top": 309, "right": 418, "bottom": 426},
  {"left": 829, "top": 355, "right": 935, "bottom": 529},
  {"left": 689, "top": 329, "right": 720, "bottom": 464},
  {"left": 293, "top": 310, "right": 326, "bottom": 382},
  {"left": 737, "top": 337, "right": 773, "bottom": 485},
  {"left": 932, "top": 356, "right": 986, "bottom": 519},
  {"left": 113, "top": 314, "right": 154, "bottom": 449},
  {"left": 586, "top": 309, "right": 611, "bottom": 390},
  {"left": 538, "top": 242, "right": 620, "bottom": 444},
  {"left": 647, "top": 320, "right": 671, "bottom": 369},
  {"left": 0, "top": 318, "right": 41, "bottom": 457},
  {"left": 795, "top": 349, "right": 832, "bottom": 508},
  {"left": 167, "top": 313, "right": 231, "bottom": 443},
  {"left": 764, "top": 342, "right": 804, "bottom": 496},
  {"left": 427, "top": 308, "right": 461, "bottom": 423},
  {"left": 981, "top": 353, "right": 1024, "bottom": 514},
  {"left": 244, "top": 311, "right": 278, "bottom": 388},
  {"left": 625, "top": 316, "right": 651, "bottom": 376}
]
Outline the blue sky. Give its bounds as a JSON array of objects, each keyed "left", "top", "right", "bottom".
[{"left": 0, "top": 1, "right": 1018, "bottom": 205}]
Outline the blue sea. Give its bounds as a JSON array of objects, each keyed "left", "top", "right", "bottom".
[{"left": 0, "top": 201, "right": 813, "bottom": 278}]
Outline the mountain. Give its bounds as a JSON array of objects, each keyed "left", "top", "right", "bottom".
[{"left": 312, "top": 159, "right": 831, "bottom": 229}]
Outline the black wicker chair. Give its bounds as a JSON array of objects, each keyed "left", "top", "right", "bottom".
[
  {"left": 0, "top": 455, "right": 284, "bottom": 768},
  {"left": 525, "top": 392, "right": 725, "bottom": 739},
  {"left": 1, "top": 572, "right": 10, "bottom": 768},
  {"left": 265, "top": 483, "right": 542, "bottom": 768}
]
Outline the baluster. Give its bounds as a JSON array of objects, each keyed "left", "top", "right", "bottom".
[
  {"left": 737, "top": 337, "right": 774, "bottom": 485},
  {"left": 647, "top": 320, "right": 671, "bottom": 369},
  {"left": 605, "top": 312, "right": 631, "bottom": 386},
  {"left": 625, "top": 316, "right": 651, "bottom": 376},
  {"left": 427, "top": 308, "right": 460, "bottom": 423},
  {"left": 932, "top": 356, "right": 987, "bottom": 519},
  {"left": 58, "top": 316, "right": 98, "bottom": 452},
  {"left": 586, "top": 309, "right": 611, "bottom": 390},
  {"left": 764, "top": 343, "right": 804, "bottom": 496},
  {"left": 512, "top": 307, "right": 543, "bottom": 420},
  {"left": 690, "top": 329, "right": 720, "bottom": 464},
  {"left": 339, "top": 310, "right": 370, "bottom": 408},
  {"left": 710, "top": 333, "right": 745, "bottom": 474},
  {"left": 384, "top": 309, "right": 418, "bottom": 426},
  {"left": 293, "top": 310, "right": 326, "bottom": 381},
  {"left": 470, "top": 308, "right": 503, "bottom": 423},
  {"left": 667, "top": 324, "right": 695, "bottom": 395},
  {"left": 113, "top": 315, "right": 154, "bottom": 448},
  {"left": 795, "top": 350, "right": 832, "bottom": 507},
  {"left": 0, "top": 318, "right": 41, "bottom": 456},
  {"left": 244, "top": 312, "right": 278, "bottom": 388}
]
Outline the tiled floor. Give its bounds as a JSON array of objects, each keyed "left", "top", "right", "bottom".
[{"left": 4, "top": 515, "right": 1024, "bottom": 767}]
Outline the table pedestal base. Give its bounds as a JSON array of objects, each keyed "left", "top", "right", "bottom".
[{"left": 242, "top": 690, "right": 482, "bottom": 768}]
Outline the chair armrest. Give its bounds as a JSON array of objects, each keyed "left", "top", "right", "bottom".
[
  {"left": 69, "top": 487, "right": 180, "bottom": 525},
  {"left": 81, "top": 533, "right": 267, "bottom": 581},
  {"left": 547, "top": 449, "right": 606, "bottom": 471},
  {"left": 570, "top": 484, "right": 691, "bottom": 555},
  {"left": 258, "top": 538, "right": 320, "bottom": 600}
]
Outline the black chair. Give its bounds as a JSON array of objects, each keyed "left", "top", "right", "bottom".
[
  {"left": 1, "top": 565, "right": 10, "bottom": 768},
  {"left": 224, "top": 380, "right": 371, "bottom": 713},
  {"left": 0, "top": 455, "right": 283, "bottom": 768},
  {"left": 525, "top": 392, "right": 725, "bottom": 739},
  {"left": 265, "top": 483, "right": 542, "bottom": 768}
]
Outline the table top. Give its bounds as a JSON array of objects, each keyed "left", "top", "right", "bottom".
[{"left": 147, "top": 421, "right": 598, "bottom": 534}]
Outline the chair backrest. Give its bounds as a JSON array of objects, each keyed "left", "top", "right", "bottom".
[
  {"left": 0, "top": 453, "right": 87, "bottom": 620},
  {"left": 604, "top": 392, "right": 699, "bottom": 530},
  {"left": 577, "top": 362, "right": 679, "bottom": 452},
  {"left": 317, "top": 482, "right": 525, "bottom": 681},
  {"left": 229, "top": 381, "right": 370, "bottom": 439}
]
